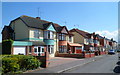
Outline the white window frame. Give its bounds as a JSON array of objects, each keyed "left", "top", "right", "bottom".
[
  {"left": 34, "top": 30, "right": 40, "bottom": 38},
  {"left": 47, "top": 45, "right": 54, "bottom": 54},
  {"left": 34, "top": 46, "right": 44, "bottom": 56},
  {"left": 44, "top": 31, "right": 54, "bottom": 39}
]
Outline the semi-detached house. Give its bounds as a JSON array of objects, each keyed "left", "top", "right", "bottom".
[
  {"left": 2, "top": 16, "right": 57, "bottom": 57},
  {"left": 69, "top": 28, "right": 94, "bottom": 51},
  {"left": 2, "top": 15, "right": 83, "bottom": 57}
]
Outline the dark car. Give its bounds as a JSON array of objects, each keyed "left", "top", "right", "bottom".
[
  {"left": 117, "top": 49, "right": 120, "bottom": 52},
  {"left": 108, "top": 50, "right": 115, "bottom": 55}
]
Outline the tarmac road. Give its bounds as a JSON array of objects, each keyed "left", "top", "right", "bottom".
[{"left": 63, "top": 53, "right": 120, "bottom": 73}]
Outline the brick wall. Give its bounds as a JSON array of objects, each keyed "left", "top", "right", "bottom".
[{"left": 56, "top": 53, "right": 84, "bottom": 58}]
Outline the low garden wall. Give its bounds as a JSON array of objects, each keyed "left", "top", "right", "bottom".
[
  {"left": 56, "top": 52, "right": 95, "bottom": 58},
  {"left": 100, "top": 51, "right": 106, "bottom": 55},
  {"left": 83, "top": 53, "right": 95, "bottom": 58},
  {"left": 56, "top": 53, "right": 84, "bottom": 58}
]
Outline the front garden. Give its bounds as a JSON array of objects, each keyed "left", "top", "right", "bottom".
[{"left": 1, "top": 55, "right": 41, "bottom": 74}]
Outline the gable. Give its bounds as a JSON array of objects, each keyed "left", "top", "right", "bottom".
[
  {"left": 61, "top": 27, "right": 68, "bottom": 34},
  {"left": 47, "top": 24, "right": 56, "bottom": 32}
]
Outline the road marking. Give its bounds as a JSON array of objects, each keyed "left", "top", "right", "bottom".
[{"left": 57, "top": 59, "right": 95, "bottom": 73}]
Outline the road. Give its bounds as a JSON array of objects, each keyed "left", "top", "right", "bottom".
[{"left": 63, "top": 53, "right": 120, "bottom": 73}]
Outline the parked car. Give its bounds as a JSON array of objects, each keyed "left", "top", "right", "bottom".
[
  {"left": 117, "top": 49, "right": 120, "bottom": 52},
  {"left": 118, "top": 53, "right": 120, "bottom": 60},
  {"left": 108, "top": 49, "right": 116, "bottom": 55}
]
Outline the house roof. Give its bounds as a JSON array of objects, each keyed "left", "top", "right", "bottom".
[
  {"left": 19, "top": 15, "right": 51, "bottom": 30},
  {"left": 96, "top": 34, "right": 104, "bottom": 39},
  {"left": 9, "top": 15, "right": 74, "bottom": 35},
  {"left": 69, "top": 28, "right": 90, "bottom": 38},
  {"left": 10, "top": 15, "right": 67, "bottom": 32}
]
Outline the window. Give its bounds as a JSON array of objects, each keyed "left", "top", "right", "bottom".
[
  {"left": 47, "top": 45, "right": 54, "bottom": 54},
  {"left": 59, "top": 33, "right": 66, "bottom": 40},
  {"left": 89, "top": 39, "right": 93, "bottom": 43},
  {"left": 42, "top": 48, "right": 44, "bottom": 52},
  {"left": 76, "top": 47, "right": 82, "bottom": 50},
  {"left": 34, "top": 47, "right": 37, "bottom": 53},
  {"left": 29, "top": 47, "right": 32, "bottom": 53},
  {"left": 59, "top": 46, "right": 67, "bottom": 53},
  {"left": 44, "top": 31, "right": 54, "bottom": 39},
  {"left": 34, "top": 30, "right": 40, "bottom": 38},
  {"left": 69, "top": 36, "right": 72, "bottom": 42},
  {"left": 94, "top": 40, "right": 98, "bottom": 44}
]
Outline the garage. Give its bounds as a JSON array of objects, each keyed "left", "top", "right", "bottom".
[
  {"left": 12, "top": 41, "right": 32, "bottom": 55},
  {"left": 13, "top": 47, "right": 26, "bottom": 55}
]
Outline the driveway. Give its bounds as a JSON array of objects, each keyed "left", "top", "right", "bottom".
[{"left": 49, "top": 57, "right": 84, "bottom": 67}]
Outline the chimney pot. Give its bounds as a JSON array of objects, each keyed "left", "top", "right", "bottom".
[{"left": 36, "top": 17, "right": 40, "bottom": 20}]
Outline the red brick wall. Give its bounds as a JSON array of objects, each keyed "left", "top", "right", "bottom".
[
  {"left": 56, "top": 53, "right": 84, "bottom": 58},
  {"left": 76, "top": 49, "right": 82, "bottom": 53}
]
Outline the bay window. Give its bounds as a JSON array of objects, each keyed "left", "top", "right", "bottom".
[
  {"left": 94, "top": 40, "right": 98, "bottom": 44},
  {"left": 69, "top": 36, "right": 72, "bottom": 42},
  {"left": 47, "top": 45, "right": 54, "bottom": 54},
  {"left": 59, "top": 46, "right": 67, "bottom": 53},
  {"left": 59, "top": 33, "right": 66, "bottom": 40},
  {"left": 44, "top": 31, "right": 54, "bottom": 39},
  {"left": 89, "top": 39, "right": 93, "bottom": 43}
]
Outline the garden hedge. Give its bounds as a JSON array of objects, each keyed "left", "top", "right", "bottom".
[
  {"left": 2, "top": 55, "right": 41, "bottom": 74},
  {"left": 2, "top": 39, "right": 13, "bottom": 54}
]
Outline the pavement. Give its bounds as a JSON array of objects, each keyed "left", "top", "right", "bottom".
[{"left": 30, "top": 54, "right": 108, "bottom": 73}]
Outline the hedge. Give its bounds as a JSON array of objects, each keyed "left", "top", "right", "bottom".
[
  {"left": 2, "top": 55, "right": 41, "bottom": 74},
  {"left": 2, "top": 39, "right": 13, "bottom": 54}
]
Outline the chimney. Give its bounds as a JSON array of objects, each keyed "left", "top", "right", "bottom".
[
  {"left": 111, "top": 38, "right": 113, "bottom": 41},
  {"left": 36, "top": 17, "right": 41, "bottom": 20},
  {"left": 93, "top": 32, "right": 95, "bottom": 35}
]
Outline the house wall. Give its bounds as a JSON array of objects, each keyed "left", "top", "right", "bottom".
[
  {"left": 56, "top": 33, "right": 59, "bottom": 52},
  {"left": 71, "top": 32, "right": 84, "bottom": 44},
  {"left": 10, "top": 19, "right": 29, "bottom": 40}
]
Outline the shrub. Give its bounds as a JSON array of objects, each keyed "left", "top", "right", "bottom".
[
  {"left": 2, "top": 39, "right": 13, "bottom": 54},
  {"left": 2, "top": 55, "right": 41, "bottom": 74},
  {"left": 18, "top": 55, "right": 41, "bottom": 70},
  {"left": 2, "top": 57, "right": 20, "bottom": 73}
]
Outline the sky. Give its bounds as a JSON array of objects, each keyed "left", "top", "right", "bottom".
[{"left": 0, "top": 2, "right": 118, "bottom": 42}]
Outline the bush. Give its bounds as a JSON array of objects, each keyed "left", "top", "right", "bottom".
[
  {"left": 2, "top": 55, "right": 41, "bottom": 74},
  {"left": 2, "top": 57, "right": 20, "bottom": 73},
  {"left": 18, "top": 55, "right": 41, "bottom": 70},
  {"left": 2, "top": 39, "right": 13, "bottom": 54}
]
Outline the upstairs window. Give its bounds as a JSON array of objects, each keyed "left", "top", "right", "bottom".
[
  {"left": 94, "top": 40, "right": 98, "bottom": 44},
  {"left": 34, "top": 30, "right": 40, "bottom": 38},
  {"left": 89, "top": 39, "right": 93, "bottom": 43},
  {"left": 59, "top": 33, "right": 66, "bottom": 40},
  {"left": 69, "top": 36, "right": 72, "bottom": 42},
  {"left": 44, "top": 31, "right": 54, "bottom": 39}
]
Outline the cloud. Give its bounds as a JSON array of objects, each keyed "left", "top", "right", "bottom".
[{"left": 95, "top": 30, "right": 118, "bottom": 42}]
